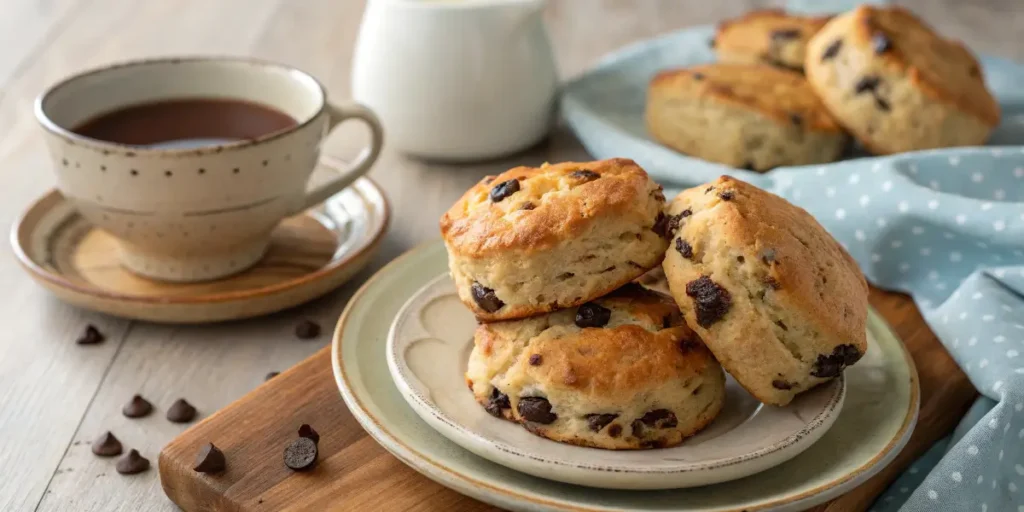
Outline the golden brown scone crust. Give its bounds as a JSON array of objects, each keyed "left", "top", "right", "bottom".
[
  {"left": 714, "top": 9, "right": 831, "bottom": 71},
  {"left": 466, "top": 285, "right": 725, "bottom": 450},
  {"left": 805, "top": 5, "right": 999, "bottom": 154},
  {"left": 662, "top": 176, "right": 868, "bottom": 406},
  {"left": 441, "top": 158, "right": 668, "bottom": 321}
]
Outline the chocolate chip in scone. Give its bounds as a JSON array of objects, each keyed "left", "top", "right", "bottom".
[
  {"left": 675, "top": 238, "right": 693, "bottom": 259},
  {"left": 91, "top": 431, "right": 123, "bottom": 457},
  {"left": 789, "top": 113, "right": 803, "bottom": 126},
  {"left": 122, "top": 395, "right": 153, "bottom": 418},
  {"left": 585, "top": 413, "right": 618, "bottom": 432},
  {"left": 685, "top": 276, "right": 732, "bottom": 328},
  {"left": 76, "top": 324, "right": 105, "bottom": 345},
  {"left": 115, "top": 449, "right": 150, "bottom": 475},
  {"left": 810, "top": 344, "right": 862, "bottom": 378},
  {"left": 854, "top": 76, "right": 880, "bottom": 94},
  {"left": 760, "top": 248, "right": 776, "bottom": 265},
  {"left": 166, "top": 398, "right": 198, "bottom": 423},
  {"left": 718, "top": 190, "right": 734, "bottom": 201},
  {"left": 642, "top": 439, "right": 667, "bottom": 449},
  {"left": 528, "top": 354, "right": 543, "bottom": 366},
  {"left": 569, "top": 169, "right": 600, "bottom": 183},
  {"left": 283, "top": 437, "right": 318, "bottom": 471},
  {"left": 518, "top": 201, "right": 536, "bottom": 211},
  {"left": 517, "top": 397, "right": 557, "bottom": 424},
  {"left": 575, "top": 302, "right": 611, "bottom": 328},
  {"left": 665, "top": 212, "right": 686, "bottom": 236},
  {"left": 265, "top": 371, "right": 280, "bottom": 381},
  {"left": 679, "top": 338, "right": 701, "bottom": 353},
  {"left": 821, "top": 39, "right": 843, "bottom": 61},
  {"left": 771, "top": 28, "right": 801, "bottom": 40},
  {"left": 652, "top": 212, "right": 670, "bottom": 239},
  {"left": 772, "top": 379, "right": 794, "bottom": 390},
  {"left": 871, "top": 32, "right": 892, "bottom": 53},
  {"left": 775, "top": 320, "right": 788, "bottom": 331},
  {"left": 193, "top": 443, "right": 226, "bottom": 474},
  {"left": 608, "top": 424, "right": 623, "bottom": 438},
  {"left": 640, "top": 409, "right": 678, "bottom": 429},
  {"left": 298, "top": 424, "right": 320, "bottom": 445},
  {"left": 489, "top": 179, "right": 520, "bottom": 202},
  {"left": 485, "top": 388, "right": 511, "bottom": 417},
  {"left": 874, "top": 96, "right": 891, "bottom": 111},
  {"left": 736, "top": 255, "right": 745, "bottom": 263},
  {"left": 471, "top": 282, "right": 504, "bottom": 313},
  {"left": 294, "top": 320, "right": 321, "bottom": 339}
]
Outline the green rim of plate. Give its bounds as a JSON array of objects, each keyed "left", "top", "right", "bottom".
[{"left": 333, "top": 241, "right": 920, "bottom": 512}]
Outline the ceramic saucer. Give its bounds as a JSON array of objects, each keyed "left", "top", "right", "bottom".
[
  {"left": 385, "top": 273, "right": 845, "bottom": 490},
  {"left": 334, "top": 242, "right": 919, "bottom": 510},
  {"left": 12, "top": 178, "right": 388, "bottom": 323}
]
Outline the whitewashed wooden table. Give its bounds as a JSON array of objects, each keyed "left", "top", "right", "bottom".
[{"left": 0, "top": 1, "right": 1019, "bottom": 510}]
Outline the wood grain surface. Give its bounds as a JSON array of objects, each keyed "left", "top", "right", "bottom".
[{"left": 0, "top": 1, "right": 1019, "bottom": 511}]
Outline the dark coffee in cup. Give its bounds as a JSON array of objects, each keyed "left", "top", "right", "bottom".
[{"left": 73, "top": 98, "right": 298, "bottom": 149}]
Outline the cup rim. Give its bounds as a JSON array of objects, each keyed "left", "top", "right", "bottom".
[{"left": 34, "top": 56, "right": 328, "bottom": 156}]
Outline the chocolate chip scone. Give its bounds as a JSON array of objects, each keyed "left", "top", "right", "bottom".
[
  {"left": 440, "top": 158, "right": 669, "bottom": 321},
  {"left": 662, "top": 176, "right": 868, "bottom": 406},
  {"left": 713, "top": 9, "right": 830, "bottom": 72},
  {"left": 804, "top": 5, "right": 999, "bottom": 154},
  {"left": 646, "top": 64, "right": 848, "bottom": 172},
  {"left": 466, "top": 284, "right": 725, "bottom": 450}
]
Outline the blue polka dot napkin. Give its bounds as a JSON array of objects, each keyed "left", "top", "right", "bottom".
[{"left": 560, "top": 18, "right": 1024, "bottom": 512}]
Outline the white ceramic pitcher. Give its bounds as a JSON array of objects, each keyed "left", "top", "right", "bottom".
[{"left": 352, "top": 0, "right": 559, "bottom": 161}]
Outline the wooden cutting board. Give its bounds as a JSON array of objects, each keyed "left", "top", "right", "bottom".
[{"left": 159, "top": 287, "right": 977, "bottom": 512}]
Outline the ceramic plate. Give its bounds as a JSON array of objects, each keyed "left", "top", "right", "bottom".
[
  {"left": 386, "top": 273, "right": 845, "bottom": 490},
  {"left": 333, "top": 241, "right": 920, "bottom": 511},
  {"left": 12, "top": 178, "right": 388, "bottom": 323}
]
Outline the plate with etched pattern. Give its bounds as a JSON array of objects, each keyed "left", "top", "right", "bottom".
[{"left": 385, "top": 270, "right": 847, "bottom": 490}]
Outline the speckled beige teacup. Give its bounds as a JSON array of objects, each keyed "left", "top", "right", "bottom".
[{"left": 35, "top": 57, "right": 383, "bottom": 282}]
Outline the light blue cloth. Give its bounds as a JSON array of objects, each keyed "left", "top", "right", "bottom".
[{"left": 560, "top": 11, "right": 1024, "bottom": 512}]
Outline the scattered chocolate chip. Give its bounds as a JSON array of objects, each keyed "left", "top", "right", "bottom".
[
  {"left": 765, "top": 276, "right": 781, "bottom": 290},
  {"left": 685, "top": 276, "right": 732, "bottom": 328},
  {"left": 679, "top": 338, "right": 701, "bottom": 353},
  {"left": 871, "top": 32, "right": 892, "bottom": 53},
  {"left": 517, "top": 397, "right": 557, "bottom": 424},
  {"left": 585, "top": 413, "right": 618, "bottom": 432},
  {"left": 122, "top": 395, "right": 153, "bottom": 418},
  {"left": 642, "top": 439, "right": 667, "bottom": 449},
  {"left": 519, "top": 201, "right": 536, "bottom": 211},
  {"left": 675, "top": 238, "right": 694, "bottom": 259},
  {"left": 489, "top": 179, "right": 520, "bottom": 202},
  {"left": 854, "top": 76, "right": 880, "bottom": 94},
  {"left": 91, "top": 432, "right": 122, "bottom": 457},
  {"left": 665, "top": 212, "right": 687, "bottom": 236},
  {"left": 775, "top": 320, "right": 788, "bottom": 331},
  {"left": 874, "top": 96, "right": 891, "bottom": 111},
  {"left": 760, "top": 248, "right": 776, "bottom": 264},
  {"left": 718, "top": 191, "right": 734, "bottom": 201},
  {"left": 485, "top": 388, "right": 510, "bottom": 417},
  {"left": 166, "top": 399, "right": 198, "bottom": 423},
  {"left": 736, "top": 255, "right": 745, "bottom": 263},
  {"left": 679, "top": 208, "right": 692, "bottom": 218},
  {"left": 821, "top": 39, "right": 843, "bottom": 61},
  {"left": 771, "top": 28, "right": 801, "bottom": 40},
  {"left": 265, "top": 371, "right": 280, "bottom": 381},
  {"left": 76, "top": 324, "right": 105, "bottom": 345},
  {"left": 608, "top": 424, "right": 623, "bottom": 437},
  {"left": 575, "top": 302, "right": 611, "bottom": 328},
  {"left": 529, "top": 354, "right": 543, "bottom": 366},
  {"left": 298, "top": 424, "right": 320, "bottom": 444},
  {"left": 640, "top": 409, "right": 678, "bottom": 429},
  {"left": 283, "top": 437, "right": 318, "bottom": 471},
  {"left": 294, "top": 320, "right": 321, "bottom": 339},
  {"left": 692, "top": 72, "right": 704, "bottom": 81},
  {"left": 772, "top": 380, "right": 794, "bottom": 390},
  {"left": 811, "top": 344, "right": 863, "bottom": 378},
  {"left": 193, "top": 443, "right": 226, "bottom": 474},
  {"left": 471, "top": 282, "right": 504, "bottom": 313},
  {"left": 116, "top": 449, "right": 150, "bottom": 475},
  {"left": 789, "top": 113, "right": 803, "bottom": 125},
  {"left": 652, "top": 212, "right": 670, "bottom": 239},
  {"left": 569, "top": 169, "right": 600, "bottom": 182}
]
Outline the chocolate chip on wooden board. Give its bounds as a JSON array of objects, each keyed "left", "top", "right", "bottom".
[
  {"left": 166, "top": 398, "right": 198, "bottom": 423},
  {"left": 298, "top": 424, "right": 320, "bottom": 445},
  {"left": 283, "top": 437, "right": 318, "bottom": 471},
  {"left": 116, "top": 449, "right": 150, "bottom": 475},
  {"left": 91, "top": 431, "right": 123, "bottom": 457},
  {"left": 193, "top": 443, "right": 226, "bottom": 474},
  {"left": 122, "top": 395, "right": 153, "bottom": 418},
  {"left": 76, "top": 324, "right": 105, "bottom": 345},
  {"left": 294, "top": 320, "right": 321, "bottom": 339}
]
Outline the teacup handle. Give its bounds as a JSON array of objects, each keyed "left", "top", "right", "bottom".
[{"left": 298, "top": 102, "right": 384, "bottom": 212}]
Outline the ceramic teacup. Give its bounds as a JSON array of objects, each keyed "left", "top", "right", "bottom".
[{"left": 35, "top": 57, "right": 383, "bottom": 282}]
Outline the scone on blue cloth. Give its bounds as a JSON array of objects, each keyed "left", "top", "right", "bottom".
[
  {"left": 646, "top": 64, "right": 849, "bottom": 172},
  {"left": 440, "top": 158, "right": 669, "bottom": 322},
  {"left": 466, "top": 284, "right": 725, "bottom": 450},
  {"left": 713, "top": 9, "right": 831, "bottom": 72},
  {"left": 804, "top": 5, "right": 1000, "bottom": 154},
  {"left": 662, "top": 176, "right": 868, "bottom": 406}
]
